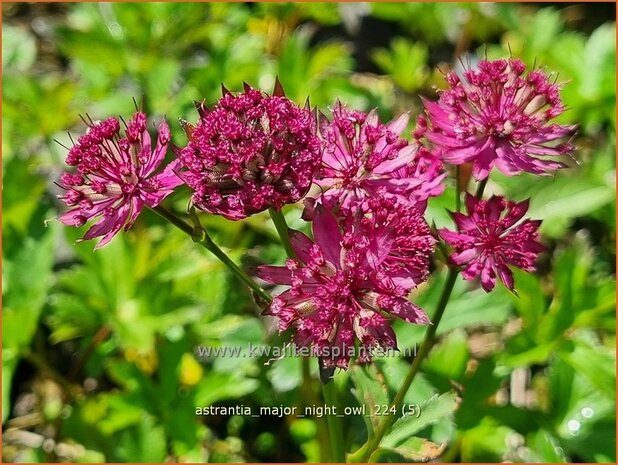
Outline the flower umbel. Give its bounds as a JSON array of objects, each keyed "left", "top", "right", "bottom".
[
  {"left": 58, "top": 112, "right": 182, "bottom": 248},
  {"left": 312, "top": 102, "right": 445, "bottom": 216},
  {"left": 178, "top": 83, "right": 322, "bottom": 220},
  {"left": 421, "top": 58, "right": 576, "bottom": 180},
  {"left": 348, "top": 197, "right": 436, "bottom": 292},
  {"left": 257, "top": 206, "right": 434, "bottom": 369},
  {"left": 439, "top": 194, "right": 545, "bottom": 292}
]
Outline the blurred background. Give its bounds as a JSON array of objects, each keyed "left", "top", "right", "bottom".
[{"left": 2, "top": 2, "right": 616, "bottom": 463}]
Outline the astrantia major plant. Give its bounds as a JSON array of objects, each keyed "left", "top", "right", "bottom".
[{"left": 56, "top": 58, "right": 577, "bottom": 463}]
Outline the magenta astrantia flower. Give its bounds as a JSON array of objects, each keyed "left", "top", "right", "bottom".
[
  {"left": 439, "top": 194, "right": 545, "bottom": 292},
  {"left": 257, "top": 205, "right": 434, "bottom": 369},
  {"left": 58, "top": 112, "right": 182, "bottom": 248},
  {"left": 348, "top": 197, "right": 436, "bottom": 291},
  {"left": 311, "top": 102, "right": 445, "bottom": 216},
  {"left": 421, "top": 58, "right": 577, "bottom": 180},
  {"left": 177, "top": 84, "right": 321, "bottom": 220}
]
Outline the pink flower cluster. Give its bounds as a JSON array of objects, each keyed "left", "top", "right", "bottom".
[
  {"left": 58, "top": 112, "right": 181, "bottom": 248},
  {"left": 58, "top": 58, "right": 575, "bottom": 369},
  {"left": 256, "top": 102, "right": 446, "bottom": 367},
  {"left": 311, "top": 102, "right": 445, "bottom": 216},
  {"left": 258, "top": 204, "right": 434, "bottom": 368},
  {"left": 177, "top": 85, "right": 321, "bottom": 220},
  {"left": 439, "top": 195, "right": 544, "bottom": 292},
  {"left": 418, "top": 58, "right": 576, "bottom": 180}
]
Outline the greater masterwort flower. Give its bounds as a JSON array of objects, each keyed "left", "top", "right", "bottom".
[
  {"left": 312, "top": 102, "right": 445, "bottom": 216},
  {"left": 439, "top": 194, "right": 545, "bottom": 292},
  {"left": 257, "top": 206, "right": 434, "bottom": 369},
  {"left": 421, "top": 58, "right": 576, "bottom": 180},
  {"left": 348, "top": 197, "right": 436, "bottom": 291},
  {"left": 178, "top": 84, "right": 321, "bottom": 220},
  {"left": 58, "top": 112, "right": 181, "bottom": 248}
]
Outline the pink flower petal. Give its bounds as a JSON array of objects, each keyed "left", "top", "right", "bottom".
[
  {"left": 312, "top": 206, "right": 342, "bottom": 266},
  {"left": 288, "top": 230, "right": 314, "bottom": 264},
  {"left": 256, "top": 265, "right": 294, "bottom": 285}
]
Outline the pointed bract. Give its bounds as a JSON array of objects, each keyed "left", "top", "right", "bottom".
[{"left": 272, "top": 77, "right": 286, "bottom": 97}]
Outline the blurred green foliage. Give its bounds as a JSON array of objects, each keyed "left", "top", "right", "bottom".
[{"left": 2, "top": 2, "right": 615, "bottom": 463}]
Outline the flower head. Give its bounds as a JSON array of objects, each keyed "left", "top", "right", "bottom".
[
  {"left": 58, "top": 112, "right": 181, "bottom": 248},
  {"left": 257, "top": 205, "right": 434, "bottom": 369},
  {"left": 312, "top": 102, "right": 445, "bottom": 216},
  {"left": 439, "top": 194, "right": 545, "bottom": 292},
  {"left": 422, "top": 58, "right": 576, "bottom": 180},
  {"left": 348, "top": 197, "right": 436, "bottom": 292},
  {"left": 178, "top": 84, "right": 322, "bottom": 220}
]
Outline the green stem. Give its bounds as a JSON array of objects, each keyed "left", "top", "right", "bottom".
[
  {"left": 300, "top": 358, "right": 332, "bottom": 461},
  {"left": 152, "top": 205, "right": 271, "bottom": 303},
  {"left": 268, "top": 208, "right": 345, "bottom": 463},
  {"left": 268, "top": 208, "right": 296, "bottom": 258},
  {"left": 348, "top": 267, "right": 459, "bottom": 462},
  {"left": 349, "top": 170, "right": 487, "bottom": 462},
  {"left": 323, "top": 380, "right": 346, "bottom": 463},
  {"left": 268, "top": 208, "right": 345, "bottom": 462},
  {"left": 475, "top": 178, "right": 488, "bottom": 199},
  {"left": 455, "top": 166, "right": 461, "bottom": 212}
]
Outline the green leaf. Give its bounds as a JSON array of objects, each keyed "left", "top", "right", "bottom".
[
  {"left": 382, "top": 391, "right": 459, "bottom": 447},
  {"left": 459, "top": 417, "right": 517, "bottom": 462},
  {"left": 500, "top": 336, "right": 560, "bottom": 367},
  {"left": 376, "top": 358, "right": 438, "bottom": 407},
  {"left": 2, "top": 24, "right": 37, "bottom": 72},
  {"left": 456, "top": 358, "right": 508, "bottom": 429},
  {"left": 423, "top": 329, "right": 470, "bottom": 382},
  {"left": 375, "top": 436, "right": 445, "bottom": 462},
  {"left": 371, "top": 38, "right": 429, "bottom": 92},
  {"left": 308, "top": 42, "right": 353, "bottom": 79},
  {"left": 95, "top": 394, "right": 145, "bottom": 436},
  {"left": 350, "top": 364, "right": 390, "bottom": 435},
  {"left": 115, "top": 414, "right": 167, "bottom": 462},
  {"left": 3, "top": 223, "right": 58, "bottom": 350},
  {"left": 508, "top": 269, "right": 546, "bottom": 334},
  {"left": 527, "top": 429, "right": 568, "bottom": 462},
  {"left": 47, "top": 293, "right": 102, "bottom": 343},
  {"left": 194, "top": 371, "right": 258, "bottom": 406},
  {"left": 581, "top": 23, "right": 616, "bottom": 101},
  {"left": 558, "top": 337, "right": 615, "bottom": 400},
  {"left": 540, "top": 234, "right": 612, "bottom": 343},
  {"left": 267, "top": 356, "right": 302, "bottom": 392},
  {"left": 414, "top": 269, "right": 512, "bottom": 334},
  {"left": 548, "top": 353, "right": 615, "bottom": 434},
  {"left": 498, "top": 172, "right": 614, "bottom": 238},
  {"left": 2, "top": 157, "right": 48, "bottom": 241}
]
